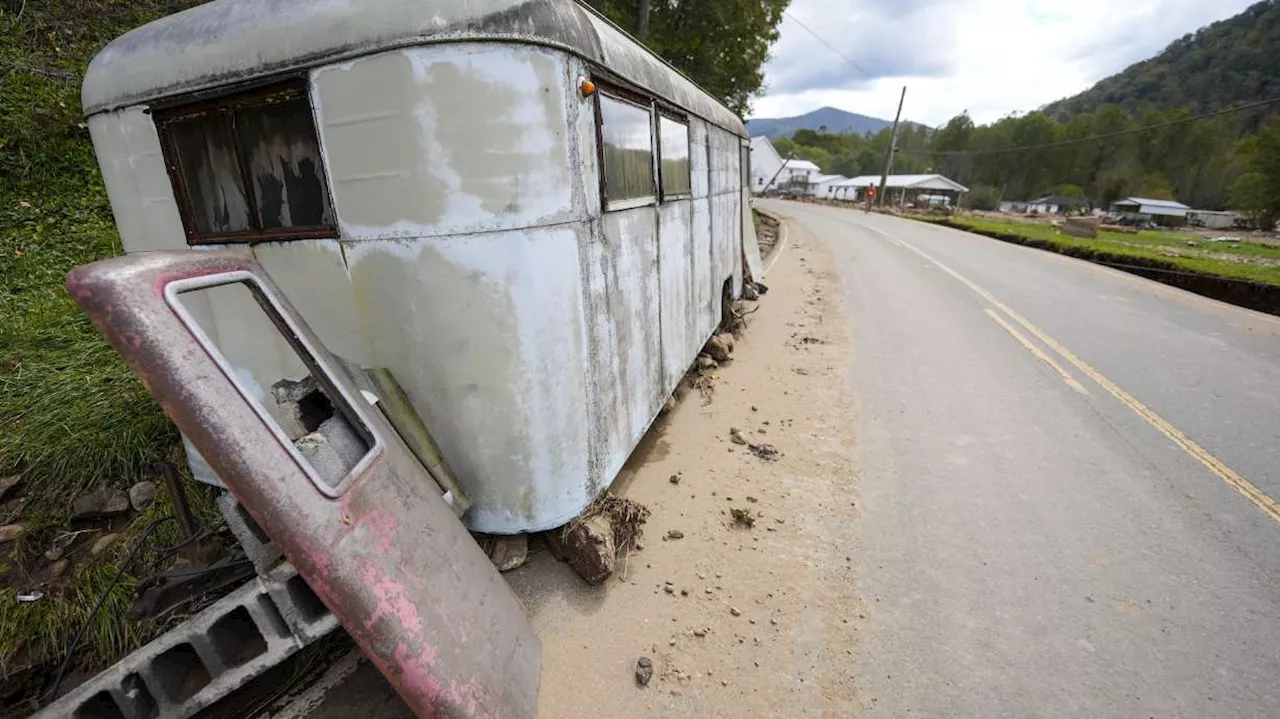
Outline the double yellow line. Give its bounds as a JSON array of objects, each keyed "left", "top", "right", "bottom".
[{"left": 885, "top": 228, "right": 1280, "bottom": 526}]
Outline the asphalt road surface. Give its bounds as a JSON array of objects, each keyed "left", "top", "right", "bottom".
[{"left": 761, "top": 199, "right": 1280, "bottom": 718}]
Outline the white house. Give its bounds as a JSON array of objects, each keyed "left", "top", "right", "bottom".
[
  {"left": 1025, "top": 194, "right": 1090, "bottom": 215},
  {"left": 1109, "top": 197, "right": 1191, "bottom": 225},
  {"left": 749, "top": 135, "right": 820, "bottom": 194},
  {"left": 811, "top": 174, "right": 849, "bottom": 198}
]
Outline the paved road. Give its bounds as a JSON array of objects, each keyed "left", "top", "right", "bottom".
[{"left": 761, "top": 200, "right": 1280, "bottom": 718}]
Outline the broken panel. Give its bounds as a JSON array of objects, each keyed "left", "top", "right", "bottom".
[
  {"left": 170, "top": 278, "right": 374, "bottom": 494},
  {"left": 66, "top": 251, "right": 540, "bottom": 717}
]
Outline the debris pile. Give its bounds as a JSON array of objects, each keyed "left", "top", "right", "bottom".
[{"left": 553, "top": 493, "right": 651, "bottom": 585}]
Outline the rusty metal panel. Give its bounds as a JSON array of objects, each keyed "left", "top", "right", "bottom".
[
  {"left": 310, "top": 44, "right": 578, "bottom": 241},
  {"left": 742, "top": 187, "right": 765, "bottom": 281},
  {"left": 657, "top": 200, "right": 695, "bottom": 391},
  {"left": 707, "top": 126, "right": 742, "bottom": 301},
  {"left": 583, "top": 210, "right": 662, "bottom": 484},
  {"left": 87, "top": 108, "right": 186, "bottom": 252},
  {"left": 341, "top": 225, "right": 592, "bottom": 533},
  {"left": 66, "top": 251, "right": 540, "bottom": 718},
  {"left": 251, "top": 239, "right": 374, "bottom": 368}
]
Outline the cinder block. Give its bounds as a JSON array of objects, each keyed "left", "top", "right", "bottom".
[
  {"left": 217, "top": 493, "right": 282, "bottom": 576},
  {"left": 35, "top": 564, "right": 338, "bottom": 719}
]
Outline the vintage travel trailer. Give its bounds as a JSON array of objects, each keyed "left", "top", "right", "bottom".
[{"left": 82, "top": 0, "right": 764, "bottom": 534}]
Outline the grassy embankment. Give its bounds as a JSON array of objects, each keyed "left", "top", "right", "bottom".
[
  {"left": 925, "top": 215, "right": 1280, "bottom": 286},
  {"left": 0, "top": 0, "right": 219, "bottom": 691}
]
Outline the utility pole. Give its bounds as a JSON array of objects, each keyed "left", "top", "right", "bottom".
[{"left": 877, "top": 86, "right": 907, "bottom": 207}]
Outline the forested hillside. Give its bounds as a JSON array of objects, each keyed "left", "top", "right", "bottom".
[
  {"left": 770, "top": 1, "right": 1280, "bottom": 227},
  {"left": 1044, "top": 0, "right": 1280, "bottom": 124}
]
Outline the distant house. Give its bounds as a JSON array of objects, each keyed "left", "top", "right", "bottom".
[
  {"left": 749, "top": 136, "right": 821, "bottom": 194},
  {"left": 1026, "top": 194, "right": 1090, "bottom": 215},
  {"left": 1109, "top": 197, "right": 1191, "bottom": 226},
  {"left": 1186, "top": 209, "right": 1239, "bottom": 230},
  {"left": 999, "top": 200, "right": 1028, "bottom": 213},
  {"left": 749, "top": 136, "right": 784, "bottom": 192},
  {"left": 810, "top": 174, "right": 849, "bottom": 198},
  {"left": 831, "top": 174, "right": 969, "bottom": 205}
]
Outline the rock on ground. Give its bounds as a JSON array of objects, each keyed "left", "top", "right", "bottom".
[
  {"left": 71, "top": 486, "right": 130, "bottom": 520},
  {"left": 703, "top": 336, "right": 731, "bottom": 362},
  {"left": 484, "top": 534, "right": 529, "bottom": 572},
  {"left": 559, "top": 515, "right": 616, "bottom": 585},
  {"left": 129, "top": 481, "right": 157, "bottom": 512}
]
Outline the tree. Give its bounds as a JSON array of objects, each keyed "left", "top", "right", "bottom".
[
  {"left": 1230, "top": 121, "right": 1280, "bottom": 228},
  {"left": 1053, "top": 183, "right": 1086, "bottom": 197},
  {"left": 1229, "top": 172, "right": 1277, "bottom": 228},
  {"left": 964, "top": 185, "right": 1001, "bottom": 211},
  {"left": 1139, "top": 172, "right": 1176, "bottom": 199},
  {"left": 585, "top": 0, "right": 790, "bottom": 116}
]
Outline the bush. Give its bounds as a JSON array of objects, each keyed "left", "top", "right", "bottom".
[{"left": 964, "top": 185, "right": 1001, "bottom": 211}]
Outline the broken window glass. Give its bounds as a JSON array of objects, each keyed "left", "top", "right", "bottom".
[
  {"left": 240, "top": 97, "right": 334, "bottom": 230},
  {"left": 175, "top": 281, "right": 371, "bottom": 492},
  {"left": 169, "top": 112, "right": 252, "bottom": 236},
  {"left": 158, "top": 82, "right": 336, "bottom": 244}
]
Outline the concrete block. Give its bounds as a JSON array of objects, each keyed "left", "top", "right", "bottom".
[
  {"left": 217, "top": 493, "right": 282, "bottom": 576},
  {"left": 35, "top": 564, "right": 338, "bottom": 719}
]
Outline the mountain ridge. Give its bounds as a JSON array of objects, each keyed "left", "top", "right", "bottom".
[{"left": 746, "top": 106, "right": 902, "bottom": 138}]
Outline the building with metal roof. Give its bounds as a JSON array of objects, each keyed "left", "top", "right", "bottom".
[
  {"left": 1109, "top": 197, "right": 1192, "bottom": 226},
  {"left": 831, "top": 174, "right": 969, "bottom": 203},
  {"left": 1109, "top": 197, "right": 1192, "bottom": 217}
]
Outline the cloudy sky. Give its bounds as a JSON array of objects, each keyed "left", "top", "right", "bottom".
[{"left": 751, "top": 0, "right": 1258, "bottom": 126}]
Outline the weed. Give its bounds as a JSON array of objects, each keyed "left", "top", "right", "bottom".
[{"left": 0, "top": 0, "right": 214, "bottom": 684}]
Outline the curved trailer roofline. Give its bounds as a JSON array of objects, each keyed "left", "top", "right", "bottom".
[{"left": 82, "top": 0, "right": 747, "bottom": 137}]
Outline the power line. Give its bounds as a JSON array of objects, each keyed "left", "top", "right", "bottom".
[
  {"left": 920, "top": 96, "right": 1280, "bottom": 157},
  {"left": 782, "top": 11, "right": 873, "bottom": 80}
]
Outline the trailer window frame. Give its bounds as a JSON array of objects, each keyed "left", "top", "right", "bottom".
[
  {"left": 657, "top": 111, "right": 692, "bottom": 201},
  {"left": 595, "top": 85, "right": 659, "bottom": 212},
  {"left": 154, "top": 79, "right": 338, "bottom": 246}
]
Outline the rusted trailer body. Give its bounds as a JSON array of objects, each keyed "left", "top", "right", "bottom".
[{"left": 83, "top": 0, "right": 763, "bottom": 533}]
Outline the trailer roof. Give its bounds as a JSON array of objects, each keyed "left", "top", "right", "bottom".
[{"left": 81, "top": 0, "right": 747, "bottom": 136}]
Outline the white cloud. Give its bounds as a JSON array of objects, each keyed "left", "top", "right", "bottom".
[{"left": 751, "top": 0, "right": 1258, "bottom": 127}]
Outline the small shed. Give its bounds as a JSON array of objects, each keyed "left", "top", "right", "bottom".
[
  {"left": 1110, "top": 197, "right": 1191, "bottom": 226},
  {"left": 810, "top": 174, "right": 849, "bottom": 198},
  {"left": 1186, "top": 209, "right": 1239, "bottom": 230},
  {"left": 1026, "top": 194, "right": 1090, "bottom": 215}
]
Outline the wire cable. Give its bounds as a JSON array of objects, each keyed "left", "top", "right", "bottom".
[
  {"left": 782, "top": 11, "right": 874, "bottom": 80},
  {"left": 42, "top": 514, "right": 202, "bottom": 703}
]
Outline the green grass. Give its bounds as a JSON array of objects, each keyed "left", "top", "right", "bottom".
[
  {"left": 1, "top": 0, "right": 218, "bottom": 685},
  {"left": 931, "top": 216, "right": 1280, "bottom": 286}
]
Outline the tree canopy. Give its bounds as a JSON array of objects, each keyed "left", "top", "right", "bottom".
[{"left": 585, "top": 0, "right": 789, "bottom": 116}]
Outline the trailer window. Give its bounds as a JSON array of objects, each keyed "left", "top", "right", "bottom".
[
  {"left": 598, "top": 92, "right": 655, "bottom": 209},
  {"left": 659, "top": 115, "right": 691, "bottom": 200},
  {"left": 156, "top": 81, "right": 336, "bottom": 244},
  {"left": 741, "top": 141, "right": 750, "bottom": 189}
]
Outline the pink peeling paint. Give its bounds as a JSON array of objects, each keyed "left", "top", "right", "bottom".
[{"left": 67, "top": 251, "right": 540, "bottom": 717}]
